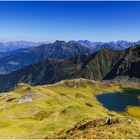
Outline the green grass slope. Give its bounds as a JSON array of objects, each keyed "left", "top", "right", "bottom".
[{"left": 0, "top": 79, "right": 139, "bottom": 138}]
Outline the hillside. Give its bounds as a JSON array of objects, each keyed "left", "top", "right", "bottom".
[
  {"left": 0, "top": 79, "right": 139, "bottom": 138},
  {"left": 47, "top": 116, "right": 140, "bottom": 139},
  {"left": 0, "top": 45, "right": 139, "bottom": 92},
  {"left": 104, "top": 45, "right": 140, "bottom": 80},
  {"left": 0, "top": 41, "right": 92, "bottom": 74},
  {"left": 1, "top": 40, "right": 140, "bottom": 74}
]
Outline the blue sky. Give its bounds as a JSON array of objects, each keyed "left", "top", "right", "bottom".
[{"left": 0, "top": 1, "right": 140, "bottom": 42}]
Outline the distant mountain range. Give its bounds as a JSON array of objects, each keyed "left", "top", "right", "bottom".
[
  {"left": 0, "top": 41, "right": 48, "bottom": 52},
  {"left": 0, "top": 41, "right": 48, "bottom": 58},
  {"left": 0, "top": 45, "right": 139, "bottom": 92},
  {"left": 0, "top": 40, "right": 91, "bottom": 74},
  {"left": 77, "top": 40, "right": 140, "bottom": 50},
  {"left": 0, "top": 40, "right": 140, "bottom": 74},
  {"left": 0, "top": 40, "right": 139, "bottom": 53}
]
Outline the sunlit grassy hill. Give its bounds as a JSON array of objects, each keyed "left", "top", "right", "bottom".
[{"left": 0, "top": 78, "right": 139, "bottom": 138}]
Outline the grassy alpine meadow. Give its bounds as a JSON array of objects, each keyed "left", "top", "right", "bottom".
[{"left": 0, "top": 79, "right": 139, "bottom": 138}]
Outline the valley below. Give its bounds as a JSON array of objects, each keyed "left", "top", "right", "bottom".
[{"left": 0, "top": 79, "right": 139, "bottom": 139}]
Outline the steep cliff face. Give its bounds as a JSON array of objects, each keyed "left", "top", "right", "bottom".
[{"left": 104, "top": 45, "right": 140, "bottom": 80}]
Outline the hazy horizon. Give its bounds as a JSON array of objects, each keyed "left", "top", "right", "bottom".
[{"left": 0, "top": 38, "right": 140, "bottom": 43}]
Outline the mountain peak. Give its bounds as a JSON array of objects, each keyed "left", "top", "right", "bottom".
[{"left": 54, "top": 40, "right": 66, "bottom": 44}]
